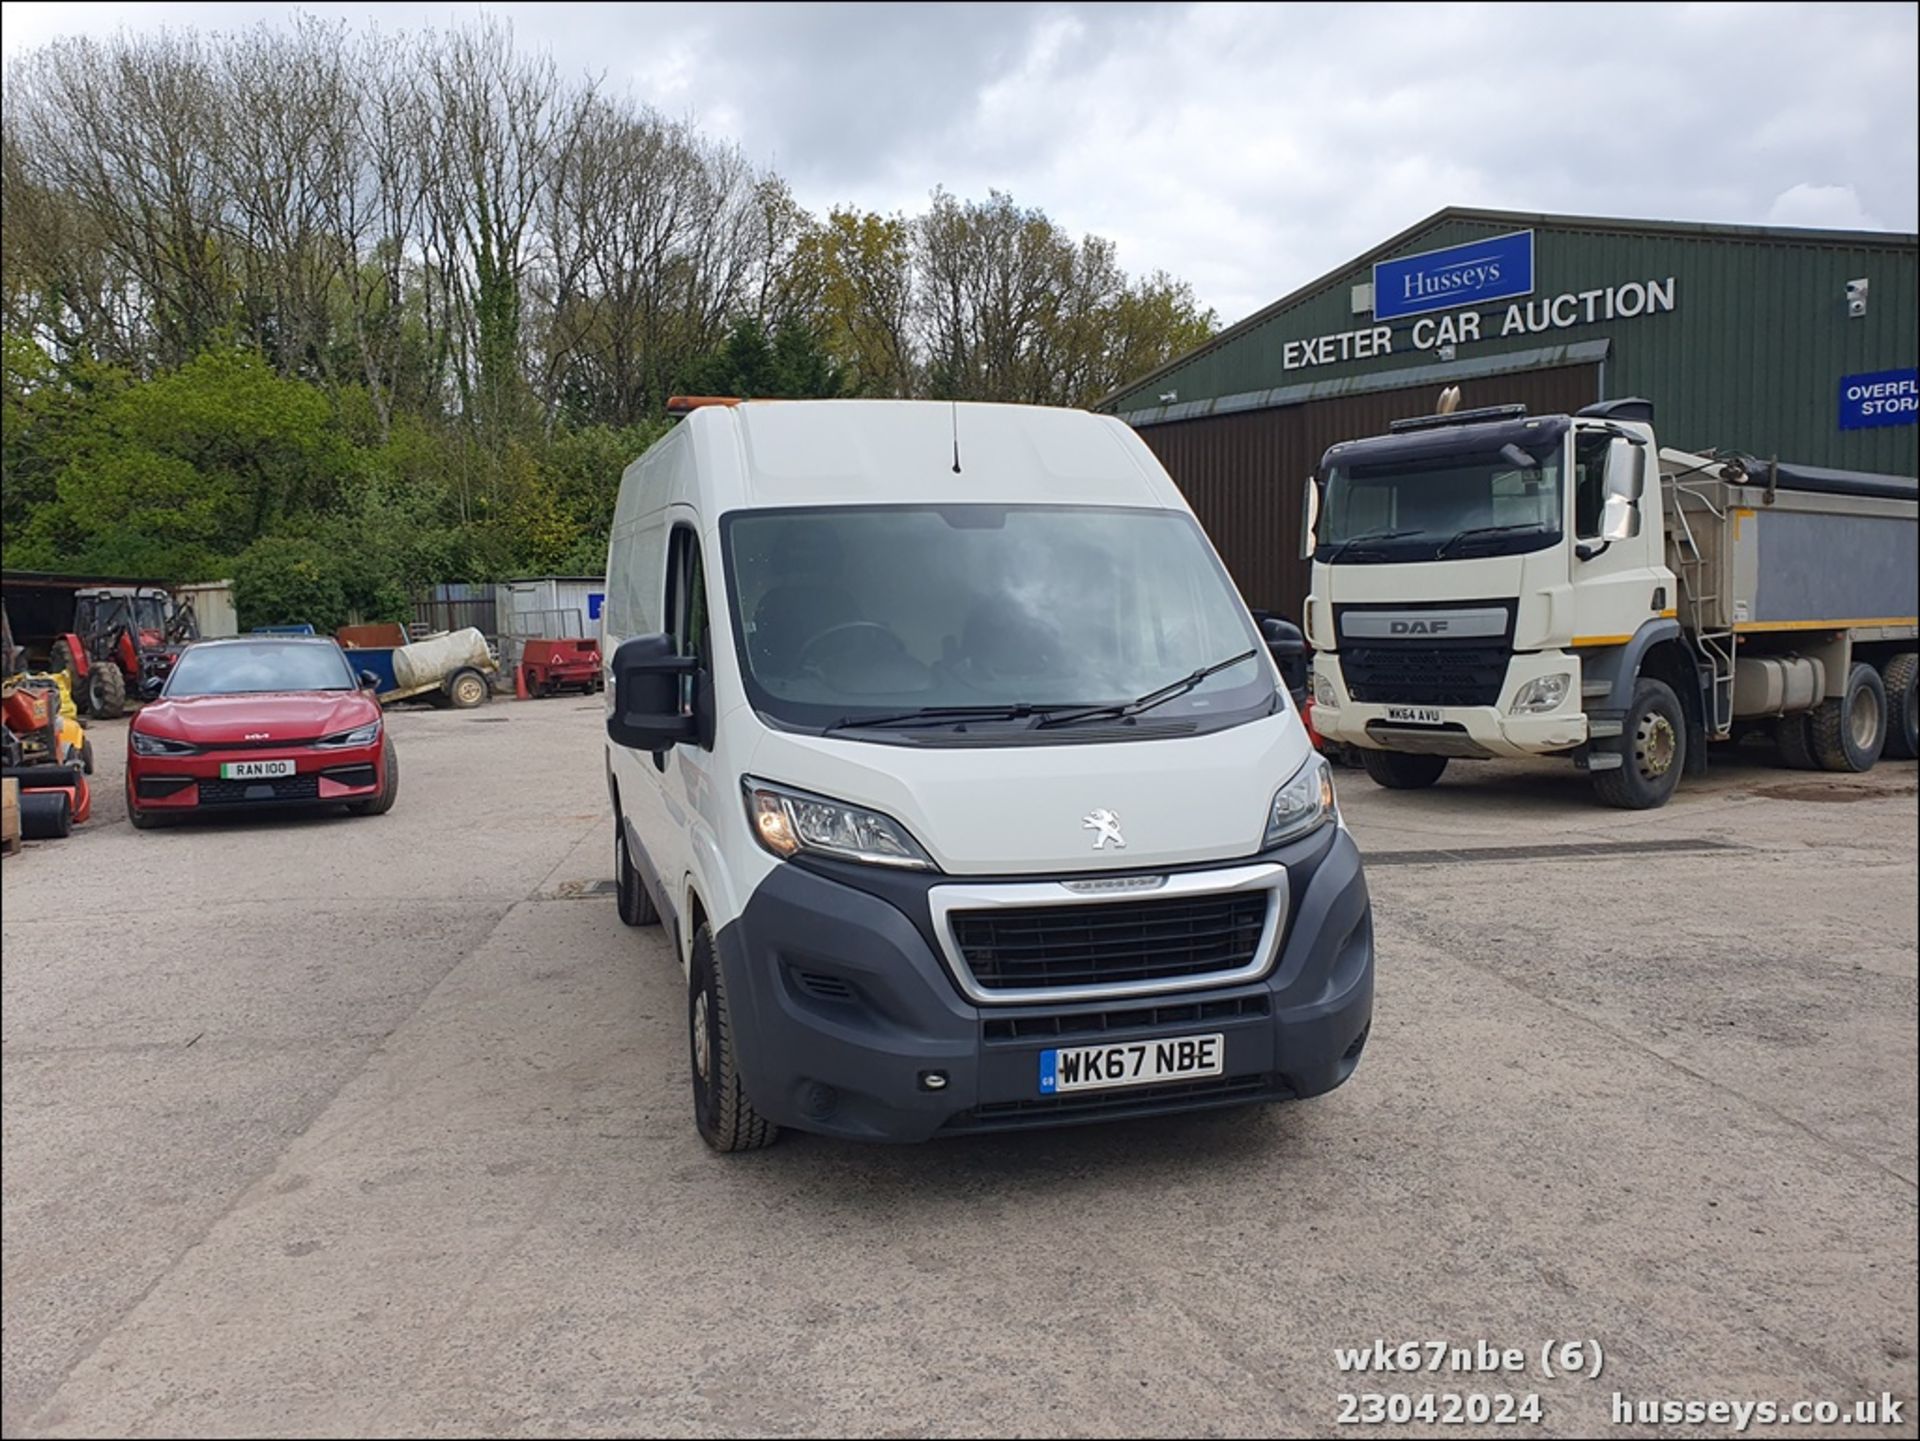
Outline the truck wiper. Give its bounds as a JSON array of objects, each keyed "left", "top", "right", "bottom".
[
  {"left": 1432, "top": 522, "right": 1547, "bottom": 558},
  {"left": 1036, "top": 649, "right": 1260, "bottom": 729},
  {"left": 1317, "top": 526, "right": 1424, "bottom": 562},
  {"left": 829, "top": 703, "right": 1060, "bottom": 731}
]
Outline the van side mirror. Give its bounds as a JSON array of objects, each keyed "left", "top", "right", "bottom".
[
  {"left": 1299, "top": 478, "right": 1321, "bottom": 560},
  {"left": 607, "top": 634, "right": 698, "bottom": 752}
]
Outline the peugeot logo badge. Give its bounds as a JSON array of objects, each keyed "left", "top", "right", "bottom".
[{"left": 1082, "top": 808, "right": 1125, "bottom": 850}]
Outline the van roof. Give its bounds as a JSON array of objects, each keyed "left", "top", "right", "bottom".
[{"left": 671, "top": 399, "right": 1183, "bottom": 512}]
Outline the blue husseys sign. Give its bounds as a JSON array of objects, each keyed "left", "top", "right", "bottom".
[
  {"left": 1838, "top": 368, "right": 1918, "bottom": 431},
  {"left": 1374, "top": 230, "right": 1534, "bottom": 321}
]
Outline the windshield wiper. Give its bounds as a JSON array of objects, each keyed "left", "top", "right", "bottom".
[
  {"left": 828, "top": 703, "right": 1060, "bottom": 732},
  {"left": 1432, "top": 522, "right": 1548, "bottom": 559},
  {"left": 1317, "top": 526, "right": 1424, "bottom": 562},
  {"left": 1036, "top": 649, "right": 1260, "bottom": 729}
]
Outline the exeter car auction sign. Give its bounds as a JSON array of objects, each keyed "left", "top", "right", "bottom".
[{"left": 1838, "top": 367, "right": 1919, "bottom": 431}]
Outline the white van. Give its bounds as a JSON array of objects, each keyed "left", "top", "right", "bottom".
[{"left": 603, "top": 398, "right": 1373, "bottom": 1150}]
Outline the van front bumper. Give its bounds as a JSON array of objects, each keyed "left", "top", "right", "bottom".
[{"left": 711, "top": 825, "right": 1374, "bottom": 1143}]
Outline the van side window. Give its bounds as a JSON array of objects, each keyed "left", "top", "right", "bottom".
[
  {"left": 666, "top": 527, "right": 709, "bottom": 711},
  {"left": 1574, "top": 431, "right": 1610, "bottom": 539}
]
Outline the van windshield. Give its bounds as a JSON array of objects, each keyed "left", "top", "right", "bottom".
[{"left": 721, "top": 505, "right": 1271, "bottom": 735}]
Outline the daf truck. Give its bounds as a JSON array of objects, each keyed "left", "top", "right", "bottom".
[{"left": 1302, "top": 397, "right": 1919, "bottom": 809}]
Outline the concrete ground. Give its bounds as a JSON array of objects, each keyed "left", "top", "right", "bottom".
[{"left": 3, "top": 702, "right": 1915, "bottom": 1438}]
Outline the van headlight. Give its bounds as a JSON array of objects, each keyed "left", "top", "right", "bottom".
[
  {"left": 1510, "top": 673, "right": 1571, "bottom": 714},
  {"left": 1263, "top": 753, "right": 1336, "bottom": 848},
  {"left": 744, "top": 778, "right": 935, "bottom": 870}
]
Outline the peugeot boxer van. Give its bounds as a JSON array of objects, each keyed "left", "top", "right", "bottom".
[{"left": 603, "top": 399, "right": 1373, "bottom": 1150}]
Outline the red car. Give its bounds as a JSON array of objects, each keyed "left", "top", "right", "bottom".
[{"left": 126, "top": 636, "right": 398, "bottom": 829}]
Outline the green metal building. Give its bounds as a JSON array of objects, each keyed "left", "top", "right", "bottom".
[{"left": 1100, "top": 208, "right": 1919, "bottom": 616}]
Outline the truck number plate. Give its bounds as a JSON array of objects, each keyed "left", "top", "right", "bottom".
[
  {"left": 1386, "top": 706, "right": 1443, "bottom": 725},
  {"left": 1039, "top": 1033, "right": 1224, "bottom": 1095}
]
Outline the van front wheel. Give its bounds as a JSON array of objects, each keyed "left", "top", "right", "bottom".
[
  {"left": 689, "top": 924, "right": 779, "bottom": 1153},
  {"left": 615, "top": 822, "right": 659, "bottom": 927}
]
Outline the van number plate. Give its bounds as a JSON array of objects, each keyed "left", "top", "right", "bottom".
[
  {"left": 1385, "top": 706, "right": 1443, "bottom": 725},
  {"left": 1039, "top": 1033, "right": 1224, "bottom": 1095}
]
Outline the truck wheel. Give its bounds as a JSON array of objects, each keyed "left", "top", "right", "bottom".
[
  {"left": 1774, "top": 713, "right": 1818, "bottom": 770},
  {"left": 1809, "top": 662, "right": 1886, "bottom": 773},
  {"left": 1593, "top": 677, "right": 1685, "bottom": 809},
  {"left": 50, "top": 640, "right": 84, "bottom": 713},
  {"left": 1359, "top": 750, "right": 1448, "bottom": 789},
  {"left": 688, "top": 923, "right": 779, "bottom": 1153},
  {"left": 88, "top": 660, "right": 127, "bottom": 718},
  {"left": 1881, "top": 653, "right": 1918, "bottom": 760},
  {"left": 348, "top": 737, "right": 399, "bottom": 815},
  {"left": 446, "top": 668, "right": 490, "bottom": 709}
]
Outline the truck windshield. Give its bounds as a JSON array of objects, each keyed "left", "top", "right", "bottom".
[
  {"left": 1318, "top": 443, "right": 1563, "bottom": 563},
  {"left": 721, "top": 505, "right": 1271, "bottom": 734}
]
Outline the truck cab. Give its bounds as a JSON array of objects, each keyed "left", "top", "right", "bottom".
[{"left": 1305, "top": 397, "right": 1919, "bottom": 808}]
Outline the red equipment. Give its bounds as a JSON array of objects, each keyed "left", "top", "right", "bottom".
[
  {"left": 52, "top": 587, "right": 201, "bottom": 718},
  {"left": 519, "top": 639, "right": 602, "bottom": 697}
]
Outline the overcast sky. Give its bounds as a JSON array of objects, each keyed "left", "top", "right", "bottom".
[{"left": 4, "top": 1, "right": 1915, "bottom": 324}]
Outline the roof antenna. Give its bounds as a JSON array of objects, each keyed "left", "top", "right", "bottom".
[{"left": 951, "top": 398, "right": 963, "bottom": 474}]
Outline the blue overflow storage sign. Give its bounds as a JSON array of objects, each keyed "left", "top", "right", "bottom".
[
  {"left": 1838, "top": 368, "right": 1918, "bottom": 430},
  {"left": 1373, "top": 230, "right": 1534, "bottom": 321}
]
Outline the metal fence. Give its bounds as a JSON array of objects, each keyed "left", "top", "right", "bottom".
[
  {"left": 411, "top": 583, "right": 496, "bottom": 641},
  {"left": 497, "top": 606, "right": 586, "bottom": 676}
]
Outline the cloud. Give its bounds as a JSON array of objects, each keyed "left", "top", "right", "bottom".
[
  {"left": 1765, "top": 183, "right": 1881, "bottom": 230},
  {"left": 3, "top": 0, "right": 1914, "bottom": 325}
]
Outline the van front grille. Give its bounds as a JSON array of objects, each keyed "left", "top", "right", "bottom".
[{"left": 951, "top": 892, "right": 1270, "bottom": 993}]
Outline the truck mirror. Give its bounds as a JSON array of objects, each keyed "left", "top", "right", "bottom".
[
  {"left": 607, "top": 634, "right": 699, "bottom": 753},
  {"left": 1300, "top": 478, "right": 1321, "bottom": 560},
  {"left": 1605, "top": 437, "right": 1647, "bottom": 501},
  {"left": 1600, "top": 493, "right": 1642, "bottom": 543}
]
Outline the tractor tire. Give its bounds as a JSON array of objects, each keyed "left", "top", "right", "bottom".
[
  {"left": 1881, "top": 653, "right": 1918, "bottom": 761},
  {"left": 1774, "top": 712, "right": 1818, "bottom": 770},
  {"left": 1592, "top": 678, "right": 1686, "bottom": 809},
  {"left": 88, "top": 660, "right": 127, "bottom": 718},
  {"left": 1809, "top": 662, "right": 1886, "bottom": 773},
  {"left": 1359, "top": 749, "right": 1449, "bottom": 790},
  {"left": 19, "top": 789, "right": 72, "bottom": 839},
  {"left": 348, "top": 736, "right": 400, "bottom": 816},
  {"left": 49, "top": 640, "right": 84, "bottom": 712},
  {"left": 446, "top": 668, "right": 490, "bottom": 709},
  {"left": 688, "top": 922, "right": 779, "bottom": 1153},
  {"left": 616, "top": 820, "right": 660, "bottom": 927}
]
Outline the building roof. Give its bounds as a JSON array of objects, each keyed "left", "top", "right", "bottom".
[{"left": 1099, "top": 206, "right": 1920, "bottom": 411}]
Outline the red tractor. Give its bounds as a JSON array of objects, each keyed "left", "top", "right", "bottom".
[{"left": 51, "top": 587, "right": 200, "bottom": 718}]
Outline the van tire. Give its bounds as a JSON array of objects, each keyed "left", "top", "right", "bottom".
[
  {"left": 689, "top": 923, "right": 778, "bottom": 1153},
  {"left": 1881, "top": 653, "right": 1918, "bottom": 760},
  {"left": 1809, "top": 663, "right": 1886, "bottom": 773},
  {"left": 1774, "top": 712, "right": 1818, "bottom": 770},
  {"left": 615, "top": 822, "right": 659, "bottom": 926},
  {"left": 1592, "top": 678, "right": 1685, "bottom": 809},
  {"left": 1359, "top": 749, "right": 1448, "bottom": 789}
]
